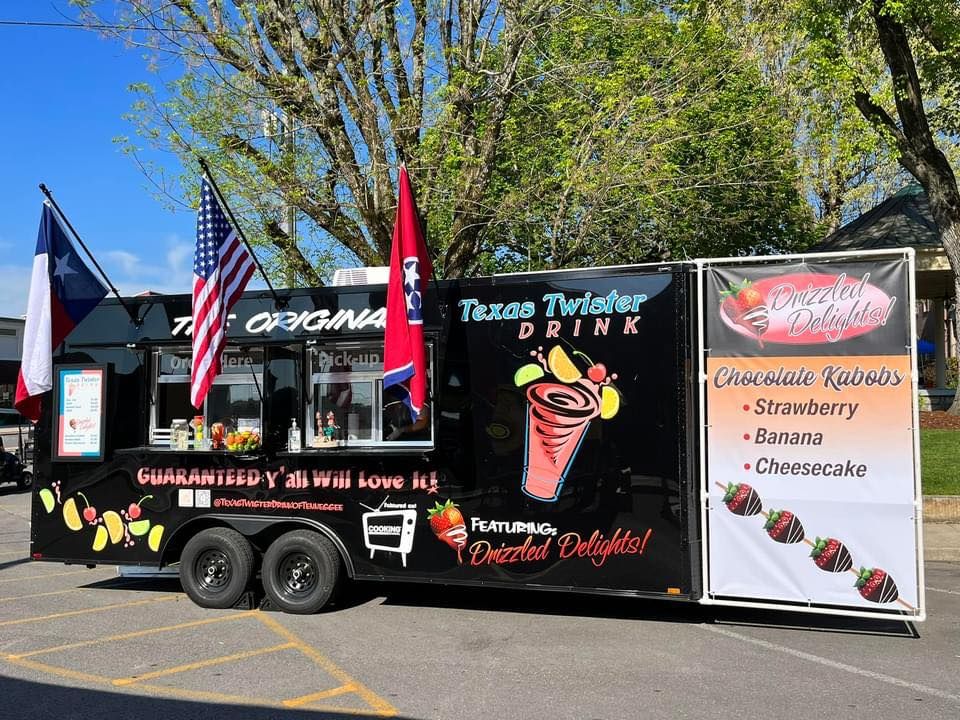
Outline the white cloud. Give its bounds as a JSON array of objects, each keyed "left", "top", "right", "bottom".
[{"left": 106, "top": 235, "right": 194, "bottom": 296}]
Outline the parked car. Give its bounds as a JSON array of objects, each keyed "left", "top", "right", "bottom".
[{"left": 0, "top": 408, "right": 33, "bottom": 485}]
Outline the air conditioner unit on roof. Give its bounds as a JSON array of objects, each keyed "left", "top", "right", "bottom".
[{"left": 331, "top": 267, "right": 390, "bottom": 286}]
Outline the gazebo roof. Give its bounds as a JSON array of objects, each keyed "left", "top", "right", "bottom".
[
  {"left": 810, "top": 184, "right": 952, "bottom": 298},
  {"left": 810, "top": 184, "right": 940, "bottom": 252}
]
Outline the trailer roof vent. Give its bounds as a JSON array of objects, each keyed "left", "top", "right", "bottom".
[{"left": 331, "top": 267, "right": 389, "bottom": 287}]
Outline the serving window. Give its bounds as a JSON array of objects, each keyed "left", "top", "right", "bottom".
[
  {"left": 308, "top": 342, "right": 433, "bottom": 448},
  {"left": 150, "top": 348, "right": 264, "bottom": 445}
]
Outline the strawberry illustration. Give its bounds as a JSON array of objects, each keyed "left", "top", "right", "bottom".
[
  {"left": 427, "top": 499, "right": 467, "bottom": 563},
  {"left": 763, "top": 509, "right": 804, "bottom": 544},
  {"left": 810, "top": 537, "right": 853, "bottom": 573},
  {"left": 855, "top": 567, "right": 899, "bottom": 604},
  {"left": 720, "top": 280, "right": 769, "bottom": 346},
  {"left": 722, "top": 482, "right": 762, "bottom": 516}
]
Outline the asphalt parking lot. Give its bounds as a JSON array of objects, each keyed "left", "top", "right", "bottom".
[{"left": 1, "top": 487, "right": 958, "bottom": 720}]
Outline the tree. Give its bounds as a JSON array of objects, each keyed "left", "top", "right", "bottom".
[
  {"left": 481, "top": 6, "right": 815, "bottom": 272},
  {"left": 79, "top": 0, "right": 559, "bottom": 282},
  {"left": 82, "top": 1, "right": 815, "bottom": 280},
  {"left": 803, "top": 1, "right": 960, "bottom": 412}
]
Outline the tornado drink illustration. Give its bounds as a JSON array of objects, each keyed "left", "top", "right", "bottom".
[{"left": 515, "top": 346, "right": 621, "bottom": 502}]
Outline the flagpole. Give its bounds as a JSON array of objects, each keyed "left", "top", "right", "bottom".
[
  {"left": 195, "top": 156, "right": 287, "bottom": 309},
  {"left": 38, "top": 184, "right": 142, "bottom": 326}
]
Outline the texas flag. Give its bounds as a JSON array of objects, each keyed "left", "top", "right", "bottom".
[
  {"left": 383, "top": 165, "right": 433, "bottom": 420},
  {"left": 15, "top": 204, "right": 108, "bottom": 421}
]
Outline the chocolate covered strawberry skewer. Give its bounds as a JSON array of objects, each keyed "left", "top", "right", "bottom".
[{"left": 720, "top": 280, "right": 769, "bottom": 348}]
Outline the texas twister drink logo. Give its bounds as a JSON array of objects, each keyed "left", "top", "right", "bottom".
[
  {"left": 719, "top": 273, "right": 896, "bottom": 345},
  {"left": 514, "top": 345, "right": 621, "bottom": 502}
]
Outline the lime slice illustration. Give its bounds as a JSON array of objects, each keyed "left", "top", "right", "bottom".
[
  {"left": 600, "top": 385, "right": 621, "bottom": 419},
  {"left": 129, "top": 519, "right": 151, "bottom": 537},
  {"left": 514, "top": 363, "right": 545, "bottom": 387},
  {"left": 547, "top": 346, "right": 581, "bottom": 383},
  {"left": 40, "top": 488, "right": 56, "bottom": 514},
  {"left": 103, "top": 511, "right": 124, "bottom": 544},
  {"left": 148, "top": 524, "right": 165, "bottom": 553},
  {"left": 62, "top": 498, "right": 83, "bottom": 531},
  {"left": 92, "top": 525, "right": 109, "bottom": 552}
]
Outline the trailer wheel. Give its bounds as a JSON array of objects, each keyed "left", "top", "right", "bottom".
[
  {"left": 261, "top": 530, "right": 340, "bottom": 614},
  {"left": 179, "top": 528, "right": 254, "bottom": 609},
  {"left": 16, "top": 471, "right": 33, "bottom": 491}
]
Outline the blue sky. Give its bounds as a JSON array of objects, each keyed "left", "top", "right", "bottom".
[{"left": 0, "top": 2, "right": 198, "bottom": 315}]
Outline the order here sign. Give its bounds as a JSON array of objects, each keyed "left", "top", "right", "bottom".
[{"left": 700, "top": 252, "right": 923, "bottom": 618}]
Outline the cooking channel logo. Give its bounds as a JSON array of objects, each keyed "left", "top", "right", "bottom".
[
  {"left": 361, "top": 497, "right": 416, "bottom": 568},
  {"left": 718, "top": 272, "right": 896, "bottom": 346}
]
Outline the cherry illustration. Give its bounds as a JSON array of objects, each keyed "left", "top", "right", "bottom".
[
  {"left": 587, "top": 363, "right": 607, "bottom": 382},
  {"left": 77, "top": 492, "right": 97, "bottom": 524},
  {"left": 127, "top": 495, "right": 154, "bottom": 520}
]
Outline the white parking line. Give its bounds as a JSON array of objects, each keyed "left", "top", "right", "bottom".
[
  {"left": 699, "top": 623, "right": 960, "bottom": 704},
  {"left": 926, "top": 586, "right": 960, "bottom": 596}
]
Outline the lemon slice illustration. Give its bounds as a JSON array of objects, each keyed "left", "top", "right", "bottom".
[
  {"left": 62, "top": 498, "right": 83, "bottom": 531},
  {"left": 148, "top": 524, "right": 165, "bottom": 553},
  {"left": 92, "top": 525, "right": 109, "bottom": 552},
  {"left": 600, "top": 385, "right": 621, "bottom": 419},
  {"left": 514, "top": 363, "right": 545, "bottom": 387},
  {"left": 547, "top": 346, "right": 581, "bottom": 383},
  {"left": 40, "top": 488, "right": 56, "bottom": 514},
  {"left": 103, "top": 511, "right": 124, "bottom": 544},
  {"left": 129, "top": 519, "right": 151, "bottom": 536}
]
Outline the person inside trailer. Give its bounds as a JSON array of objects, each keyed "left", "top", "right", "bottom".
[{"left": 382, "top": 386, "right": 431, "bottom": 442}]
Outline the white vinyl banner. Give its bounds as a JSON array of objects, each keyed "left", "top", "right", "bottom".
[{"left": 701, "top": 253, "right": 923, "bottom": 618}]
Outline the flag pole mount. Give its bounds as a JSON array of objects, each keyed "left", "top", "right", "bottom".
[
  {"left": 38, "top": 184, "right": 142, "bottom": 327},
  {"left": 195, "top": 156, "right": 288, "bottom": 310}
]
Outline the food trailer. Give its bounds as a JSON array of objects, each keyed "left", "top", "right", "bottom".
[{"left": 30, "top": 250, "right": 925, "bottom": 620}]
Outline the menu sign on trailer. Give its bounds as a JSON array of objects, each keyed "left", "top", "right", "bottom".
[
  {"left": 701, "top": 252, "right": 923, "bottom": 617},
  {"left": 53, "top": 364, "right": 107, "bottom": 462}
]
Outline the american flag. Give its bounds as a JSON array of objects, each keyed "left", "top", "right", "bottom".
[{"left": 190, "top": 178, "right": 255, "bottom": 408}]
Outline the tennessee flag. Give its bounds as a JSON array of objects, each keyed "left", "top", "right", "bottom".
[
  {"left": 383, "top": 165, "right": 433, "bottom": 420},
  {"left": 15, "top": 204, "right": 109, "bottom": 421}
]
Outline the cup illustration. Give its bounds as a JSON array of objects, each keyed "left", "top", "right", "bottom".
[{"left": 515, "top": 346, "right": 621, "bottom": 502}]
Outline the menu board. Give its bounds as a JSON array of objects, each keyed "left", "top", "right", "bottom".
[
  {"left": 702, "top": 255, "right": 922, "bottom": 616},
  {"left": 53, "top": 364, "right": 107, "bottom": 462}
]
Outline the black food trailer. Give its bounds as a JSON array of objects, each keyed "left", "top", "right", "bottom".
[{"left": 30, "top": 252, "right": 925, "bottom": 621}]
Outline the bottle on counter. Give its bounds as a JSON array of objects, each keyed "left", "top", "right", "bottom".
[
  {"left": 170, "top": 419, "right": 189, "bottom": 450},
  {"left": 193, "top": 415, "right": 204, "bottom": 448},
  {"left": 288, "top": 418, "right": 301, "bottom": 453}
]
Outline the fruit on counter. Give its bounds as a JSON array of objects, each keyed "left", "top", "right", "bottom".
[
  {"left": 103, "top": 510, "right": 124, "bottom": 544},
  {"left": 40, "top": 488, "right": 56, "bottom": 514},
  {"left": 92, "top": 525, "right": 109, "bottom": 552},
  {"left": 600, "top": 385, "right": 620, "bottom": 419},
  {"left": 62, "top": 498, "right": 83, "bottom": 531},
  {"left": 722, "top": 482, "right": 762, "bottom": 516},
  {"left": 810, "top": 537, "right": 853, "bottom": 573},
  {"left": 547, "top": 345, "right": 581, "bottom": 383},
  {"left": 147, "top": 524, "right": 165, "bottom": 552},
  {"left": 763, "top": 509, "right": 804, "bottom": 544},
  {"left": 128, "top": 519, "right": 151, "bottom": 536},
  {"left": 225, "top": 430, "right": 260, "bottom": 451},
  {"left": 514, "top": 363, "right": 545, "bottom": 387},
  {"left": 856, "top": 567, "right": 899, "bottom": 604}
]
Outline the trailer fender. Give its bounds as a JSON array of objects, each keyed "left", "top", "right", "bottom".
[{"left": 161, "top": 514, "right": 355, "bottom": 578}]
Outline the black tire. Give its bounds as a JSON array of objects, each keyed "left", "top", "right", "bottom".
[
  {"left": 179, "top": 527, "right": 255, "bottom": 609},
  {"left": 16, "top": 471, "right": 33, "bottom": 491},
  {"left": 262, "top": 530, "right": 341, "bottom": 614}
]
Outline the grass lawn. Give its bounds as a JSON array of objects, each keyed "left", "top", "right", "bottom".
[{"left": 920, "top": 429, "right": 960, "bottom": 495}]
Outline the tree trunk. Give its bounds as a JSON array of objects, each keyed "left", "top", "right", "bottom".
[{"left": 939, "top": 221, "right": 960, "bottom": 414}]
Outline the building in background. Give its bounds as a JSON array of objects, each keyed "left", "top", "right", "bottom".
[{"left": 0, "top": 316, "right": 25, "bottom": 408}]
